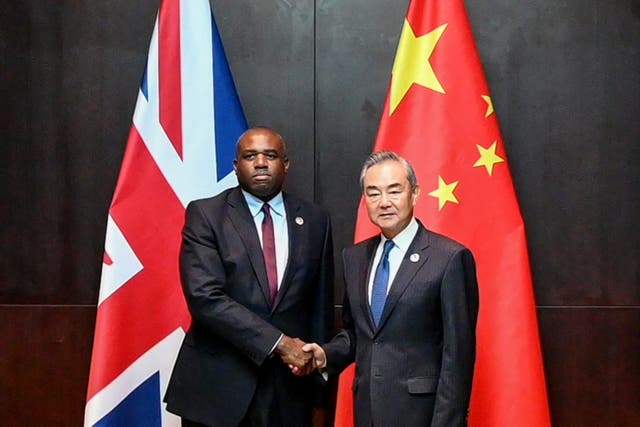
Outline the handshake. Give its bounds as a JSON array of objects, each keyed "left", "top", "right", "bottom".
[{"left": 275, "top": 335, "right": 327, "bottom": 376}]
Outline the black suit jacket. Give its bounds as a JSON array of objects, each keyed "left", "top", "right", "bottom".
[
  {"left": 324, "top": 222, "right": 478, "bottom": 427},
  {"left": 164, "top": 187, "right": 334, "bottom": 427}
]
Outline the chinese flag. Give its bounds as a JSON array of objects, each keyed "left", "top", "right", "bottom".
[{"left": 334, "top": 0, "right": 551, "bottom": 426}]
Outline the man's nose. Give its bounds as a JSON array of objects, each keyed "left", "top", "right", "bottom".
[
  {"left": 379, "top": 193, "right": 392, "bottom": 207},
  {"left": 254, "top": 153, "right": 268, "bottom": 167}
]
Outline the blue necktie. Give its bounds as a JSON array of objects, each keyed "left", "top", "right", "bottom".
[{"left": 370, "top": 240, "right": 394, "bottom": 326}]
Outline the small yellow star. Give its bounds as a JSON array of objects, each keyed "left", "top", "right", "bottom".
[
  {"left": 481, "top": 95, "right": 494, "bottom": 117},
  {"left": 428, "top": 176, "right": 459, "bottom": 211},
  {"left": 389, "top": 21, "right": 447, "bottom": 115},
  {"left": 473, "top": 141, "right": 504, "bottom": 176}
]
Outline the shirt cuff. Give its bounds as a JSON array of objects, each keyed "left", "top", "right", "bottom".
[{"left": 269, "top": 333, "right": 284, "bottom": 355}]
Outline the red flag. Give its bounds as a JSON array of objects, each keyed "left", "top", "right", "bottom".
[{"left": 335, "top": 0, "right": 551, "bottom": 426}]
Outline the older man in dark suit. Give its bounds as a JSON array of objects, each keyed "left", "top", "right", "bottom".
[
  {"left": 164, "top": 127, "right": 334, "bottom": 427},
  {"left": 299, "top": 151, "right": 479, "bottom": 426}
]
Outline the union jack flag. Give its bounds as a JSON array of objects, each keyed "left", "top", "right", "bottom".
[{"left": 84, "top": 1, "right": 247, "bottom": 425}]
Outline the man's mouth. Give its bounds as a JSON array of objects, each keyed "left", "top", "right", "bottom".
[{"left": 253, "top": 173, "right": 271, "bottom": 181}]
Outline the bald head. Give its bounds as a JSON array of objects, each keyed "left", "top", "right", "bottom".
[
  {"left": 235, "top": 127, "right": 287, "bottom": 157},
  {"left": 233, "top": 127, "right": 290, "bottom": 201}
]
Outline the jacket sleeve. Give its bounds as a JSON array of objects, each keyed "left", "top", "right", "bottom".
[
  {"left": 323, "top": 248, "right": 358, "bottom": 375},
  {"left": 431, "top": 248, "right": 479, "bottom": 427}
]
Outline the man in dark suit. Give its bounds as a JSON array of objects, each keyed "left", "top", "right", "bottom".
[
  {"left": 298, "top": 151, "right": 479, "bottom": 426},
  {"left": 164, "top": 127, "right": 334, "bottom": 427}
]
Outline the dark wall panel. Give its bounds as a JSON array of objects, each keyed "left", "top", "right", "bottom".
[
  {"left": 1, "top": 1, "right": 157, "bottom": 305},
  {"left": 315, "top": 0, "right": 407, "bottom": 291},
  {"left": 465, "top": 0, "right": 640, "bottom": 306},
  {"left": 539, "top": 308, "right": 640, "bottom": 426},
  {"left": 0, "top": 306, "right": 95, "bottom": 426},
  {"left": 212, "top": 0, "right": 316, "bottom": 199}
]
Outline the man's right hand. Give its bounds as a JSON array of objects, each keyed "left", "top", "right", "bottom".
[
  {"left": 275, "top": 335, "right": 312, "bottom": 370},
  {"left": 290, "top": 342, "right": 326, "bottom": 376}
]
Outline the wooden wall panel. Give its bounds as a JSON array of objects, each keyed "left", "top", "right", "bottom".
[
  {"left": 465, "top": 0, "right": 640, "bottom": 306},
  {"left": 315, "top": 0, "right": 407, "bottom": 298},
  {"left": 212, "top": 0, "right": 316, "bottom": 199},
  {"left": 0, "top": 306, "right": 95, "bottom": 426},
  {"left": 539, "top": 308, "right": 640, "bottom": 426},
  {"left": 0, "top": 1, "right": 157, "bottom": 305}
]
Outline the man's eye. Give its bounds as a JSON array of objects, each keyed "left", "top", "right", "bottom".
[
  {"left": 367, "top": 192, "right": 381, "bottom": 199},
  {"left": 266, "top": 153, "right": 278, "bottom": 160},
  {"left": 244, "top": 154, "right": 256, "bottom": 160}
]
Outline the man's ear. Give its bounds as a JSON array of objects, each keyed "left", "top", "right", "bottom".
[{"left": 412, "top": 185, "right": 421, "bottom": 206}]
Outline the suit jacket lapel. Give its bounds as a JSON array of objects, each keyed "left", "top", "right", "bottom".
[
  {"left": 271, "top": 193, "right": 299, "bottom": 311},
  {"left": 226, "top": 188, "right": 272, "bottom": 306},
  {"left": 375, "top": 226, "right": 431, "bottom": 333}
]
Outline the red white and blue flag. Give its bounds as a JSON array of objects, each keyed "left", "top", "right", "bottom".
[{"left": 84, "top": 1, "right": 247, "bottom": 425}]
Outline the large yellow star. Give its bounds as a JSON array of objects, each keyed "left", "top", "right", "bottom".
[
  {"left": 481, "top": 95, "right": 494, "bottom": 117},
  {"left": 428, "top": 175, "right": 459, "bottom": 211},
  {"left": 389, "top": 21, "right": 447, "bottom": 115},
  {"left": 473, "top": 141, "right": 504, "bottom": 176}
]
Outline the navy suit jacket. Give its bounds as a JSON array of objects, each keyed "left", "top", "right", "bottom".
[
  {"left": 164, "top": 186, "right": 334, "bottom": 427},
  {"left": 323, "top": 222, "right": 478, "bottom": 427}
]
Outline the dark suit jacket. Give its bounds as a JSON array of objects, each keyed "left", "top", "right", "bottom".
[
  {"left": 323, "top": 222, "right": 478, "bottom": 427},
  {"left": 164, "top": 187, "right": 334, "bottom": 427}
]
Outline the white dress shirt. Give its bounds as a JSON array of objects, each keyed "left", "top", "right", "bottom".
[
  {"left": 242, "top": 190, "right": 290, "bottom": 352},
  {"left": 242, "top": 190, "right": 289, "bottom": 290},
  {"left": 367, "top": 217, "right": 419, "bottom": 304}
]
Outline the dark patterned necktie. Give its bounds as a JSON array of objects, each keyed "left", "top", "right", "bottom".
[{"left": 261, "top": 204, "right": 278, "bottom": 304}]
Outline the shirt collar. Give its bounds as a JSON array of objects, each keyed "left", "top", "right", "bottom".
[
  {"left": 381, "top": 217, "right": 418, "bottom": 253},
  {"left": 241, "top": 189, "right": 285, "bottom": 218}
]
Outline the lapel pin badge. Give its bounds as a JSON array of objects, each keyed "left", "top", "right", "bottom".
[
  {"left": 410, "top": 253, "right": 420, "bottom": 263},
  {"left": 295, "top": 216, "right": 304, "bottom": 225}
]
